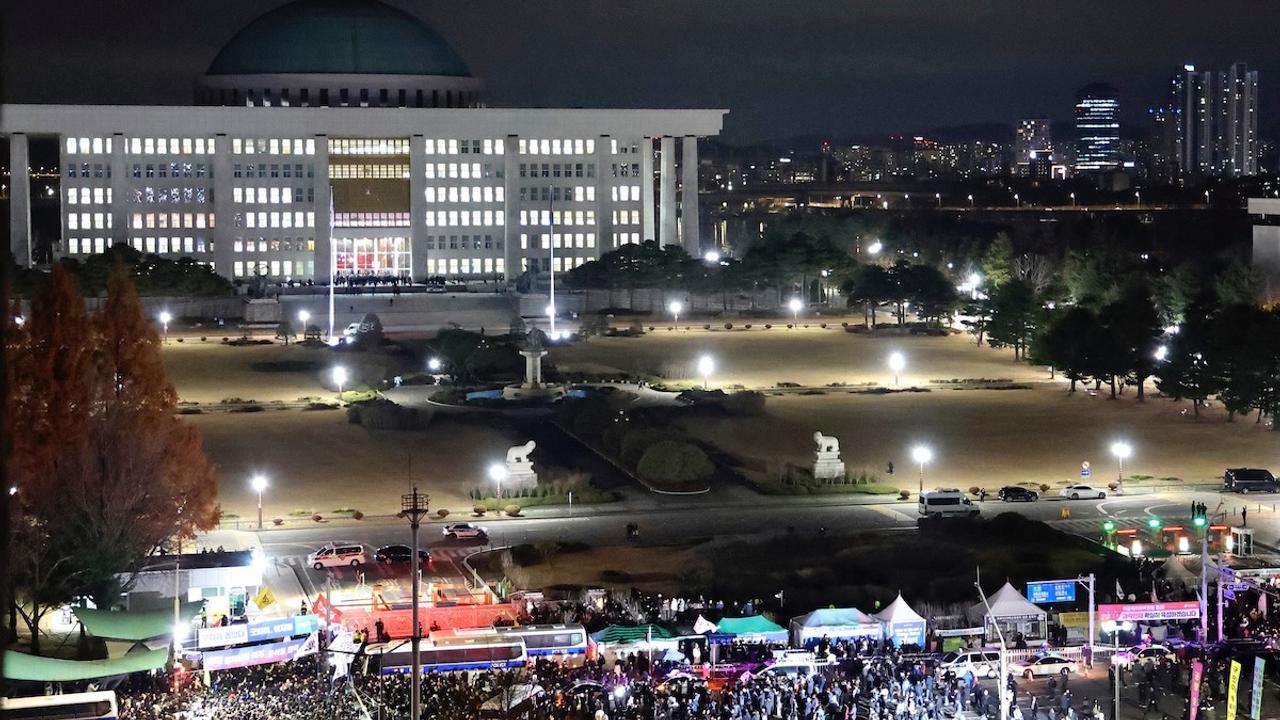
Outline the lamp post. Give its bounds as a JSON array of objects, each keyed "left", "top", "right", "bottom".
[
  {"left": 697, "top": 355, "right": 714, "bottom": 390},
  {"left": 333, "top": 366, "right": 348, "bottom": 406},
  {"left": 788, "top": 297, "right": 803, "bottom": 327},
  {"left": 488, "top": 463, "right": 507, "bottom": 499},
  {"left": 888, "top": 351, "right": 906, "bottom": 386},
  {"left": 159, "top": 311, "right": 172, "bottom": 344},
  {"left": 1069, "top": 192, "right": 1076, "bottom": 208},
  {"left": 1102, "top": 619, "right": 1133, "bottom": 720},
  {"left": 935, "top": 192, "right": 941, "bottom": 208},
  {"left": 867, "top": 240, "right": 883, "bottom": 256},
  {"left": 974, "top": 579, "right": 1010, "bottom": 720},
  {"left": 1110, "top": 441, "right": 1132, "bottom": 495},
  {"left": 703, "top": 250, "right": 721, "bottom": 264},
  {"left": 1014, "top": 193, "right": 1020, "bottom": 208},
  {"left": 912, "top": 445, "right": 933, "bottom": 496},
  {"left": 399, "top": 486, "right": 430, "bottom": 720},
  {"left": 668, "top": 300, "right": 683, "bottom": 331},
  {"left": 968, "top": 194, "right": 974, "bottom": 208},
  {"left": 1135, "top": 190, "right": 1141, "bottom": 208},
  {"left": 251, "top": 474, "right": 268, "bottom": 530},
  {"left": 428, "top": 357, "right": 442, "bottom": 373},
  {"left": 298, "top": 310, "right": 311, "bottom": 336}
]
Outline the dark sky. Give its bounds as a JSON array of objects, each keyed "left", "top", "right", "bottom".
[{"left": 5, "top": 1, "right": 1280, "bottom": 143}]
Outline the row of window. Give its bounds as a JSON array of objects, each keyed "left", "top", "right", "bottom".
[
  {"left": 232, "top": 163, "right": 315, "bottom": 179},
  {"left": 519, "top": 232, "right": 598, "bottom": 250},
  {"left": 331, "top": 163, "right": 409, "bottom": 179},
  {"left": 66, "top": 163, "right": 111, "bottom": 179},
  {"left": 132, "top": 187, "right": 211, "bottom": 205},
  {"left": 424, "top": 186, "right": 505, "bottom": 204},
  {"left": 67, "top": 188, "right": 114, "bottom": 205},
  {"left": 518, "top": 186, "right": 596, "bottom": 203},
  {"left": 612, "top": 163, "right": 643, "bottom": 178},
  {"left": 612, "top": 232, "right": 642, "bottom": 246},
  {"left": 131, "top": 212, "right": 215, "bottom": 230},
  {"left": 521, "top": 256, "right": 590, "bottom": 272},
  {"left": 130, "top": 162, "right": 211, "bottom": 179},
  {"left": 329, "top": 138, "right": 409, "bottom": 156},
  {"left": 518, "top": 209, "right": 598, "bottom": 227},
  {"left": 518, "top": 163, "right": 596, "bottom": 179},
  {"left": 233, "top": 238, "right": 315, "bottom": 253},
  {"left": 612, "top": 185, "right": 642, "bottom": 202},
  {"left": 233, "top": 260, "right": 315, "bottom": 278},
  {"left": 610, "top": 140, "right": 642, "bottom": 155},
  {"left": 333, "top": 212, "right": 410, "bottom": 228},
  {"left": 517, "top": 139, "right": 597, "bottom": 156},
  {"left": 236, "top": 211, "right": 316, "bottom": 229},
  {"left": 424, "top": 163, "right": 501, "bottom": 180},
  {"left": 64, "top": 138, "right": 113, "bottom": 155},
  {"left": 425, "top": 210, "right": 505, "bottom": 227},
  {"left": 67, "top": 213, "right": 112, "bottom": 230},
  {"left": 232, "top": 138, "right": 317, "bottom": 156},
  {"left": 65, "top": 236, "right": 212, "bottom": 256},
  {"left": 123, "top": 137, "right": 216, "bottom": 156},
  {"left": 425, "top": 234, "right": 502, "bottom": 251},
  {"left": 427, "top": 257, "right": 507, "bottom": 276},
  {"left": 611, "top": 210, "right": 641, "bottom": 225},
  {"left": 423, "top": 139, "right": 506, "bottom": 156},
  {"left": 233, "top": 187, "right": 312, "bottom": 205}
]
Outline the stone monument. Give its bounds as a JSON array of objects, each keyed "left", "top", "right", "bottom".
[
  {"left": 812, "top": 431, "right": 846, "bottom": 480},
  {"left": 502, "top": 328, "right": 564, "bottom": 399},
  {"left": 505, "top": 440, "right": 539, "bottom": 491}
]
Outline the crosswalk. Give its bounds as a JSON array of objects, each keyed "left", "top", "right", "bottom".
[{"left": 1051, "top": 517, "right": 1145, "bottom": 540}]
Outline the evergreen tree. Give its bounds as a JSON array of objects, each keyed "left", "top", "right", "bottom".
[{"left": 986, "top": 279, "right": 1039, "bottom": 360}]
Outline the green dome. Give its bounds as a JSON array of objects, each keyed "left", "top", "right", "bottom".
[{"left": 207, "top": 0, "right": 471, "bottom": 77}]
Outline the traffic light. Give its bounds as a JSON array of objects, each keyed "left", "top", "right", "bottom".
[
  {"left": 1147, "top": 517, "right": 1162, "bottom": 530},
  {"left": 1103, "top": 520, "right": 1116, "bottom": 533},
  {"left": 1193, "top": 515, "right": 1207, "bottom": 529}
]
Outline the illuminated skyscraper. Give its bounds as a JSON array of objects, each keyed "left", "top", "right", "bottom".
[
  {"left": 1074, "top": 83, "right": 1121, "bottom": 172},
  {"left": 1170, "top": 62, "right": 1258, "bottom": 179},
  {"left": 1015, "top": 118, "right": 1051, "bottom": 176}
]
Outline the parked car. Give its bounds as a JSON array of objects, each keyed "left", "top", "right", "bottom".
[
  {"left": 374, "top": 544, "right": 431, "bottom": 566},
  {"left": 306, "top": 542, "right": 367, "bottom": 570},
  {"left": 1059, "top": 484, "right": 1106, "bottom": 500},
  {"left": 1114, "top": 644, "right": 1173, "bottom": 666},
  {"left": 443, "top": 522, "right": 488, "bottom": 541},
  {"left": 1011, "top": 653, "right": 1075, "bottom": 678},
  {"left": 918, "top": 489, "right": 980, "bottom": 518},
  {"left": 1223, "top": 468, "right": 1280, "bottom": 494},
  {"left": 938, "top": 649, "right": 1002, "bottom": 679},
  {"left": 998, "top": 486, "right": 1040, "bottom": 502}
]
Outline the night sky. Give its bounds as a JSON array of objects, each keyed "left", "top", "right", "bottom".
[{"left": 5, "top": 1, "right": 1280, "bottom": 142}]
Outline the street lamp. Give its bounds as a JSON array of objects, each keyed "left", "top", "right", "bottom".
[
  {"left": 332, "top": 366, "right": 348, "bottom": 405},
  {"left": 911, "top": 445, "right": 933, "bottom": 496},
  {"left": 428, "top": 357, "right": 442, "bottom": 372},
  {"left": 668, "top": 300, "right": 683, "bottom": 330},
  {"left": 399, "top": 486, "right": 430, "bottom": 720},
  {"left": 251, "top": 474, "right": 268, "bottom": 530},
  {"left": 13, "top": 315, "right": 25, "bottom": 327},
  {"left": 888, "top": 351, "right": 906, "bottom": 386},
  {"left": 1069, "top": 192, "right": 1076, "bottom": 207},
  {"left": 1135, "top": 190, "right": 1141, "bottom": 207},
  {"left": 697, "top": 355, "right": 714, "bottom": 390},
  {"left": 935, "top": 192, "right": 941, "bottom": 208},
  {"left": 159, "top": 311, "right": 172, "bottom": 344},
  {"left": 967, "top": 194, "right": 974, "bottom": 208},
  {"left": 1110, "top": 441, "right": 1132, "bottom": 494},
  {"left": 488, "top": 463, "right": 507, "bottom": 499},
  {"left": 787, "top": 297, "right": 803, "bottom": 327},
  {"left": 1013, "top": 193, "right": 1020, "bottom": 208},
  {"left": 298, "top": 309, "right": 311, "bottom": 332},
  {"left": 703, "top": 250, "right": 721, "bottom": 264},
  {"left": 1154, "top": 345, "right": 1168, "bottom": 361},
  {"left": 867, "top": 240, "right": 883, "bottom": 256}
]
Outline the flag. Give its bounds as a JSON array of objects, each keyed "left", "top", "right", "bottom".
[
  {"left": 1115, "top": 579, "right": 1124, "bottom": 599},
  {"left": 1227, "top": 659, "right": 1242, "bottom": 720},
  {"left": 693, "top": 615, "right": 718, "bottom": 634},
  {"left": 1189, "top": 660, "right": 1204, "bottom": 720},
  {"left": 252, "top": 585, "right": 276, "bottom": 610},
  {"left": 1251, "top": 657, "right": 1266, "bottom": 720}
]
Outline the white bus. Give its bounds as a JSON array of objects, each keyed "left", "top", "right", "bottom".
[
  {"left": 369, "top": 633, "right": 527, "bottom": 674},
  {"left": 2, "top": 692, "right": 119, "bottom": 720},
  {"left": 491, "top": 624, "right": 589, "bottom": 663},
  {"left": 918, "top": 489, "right": 979, "bottom": 518}
]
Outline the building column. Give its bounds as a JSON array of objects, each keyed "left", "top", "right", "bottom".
[
  {"left": 640, "top": 136, "right": 656, "bottom": 243},
  {"left": 594, "top": 135, "right": 612, "bottom": 254},
  {"left": 409, "top": 134, "right": 427, "bottom": 280},
  {"left": 211, "top": 134, "right": 235, "bottom": 279},
  {"left": 659, "top": 136, "right": 677, "bottom": 246},
  {"left": 9, "top": 133, "right": 31, "bottom": 266},
  {"left": 680, "top": 135, "right": 700, "bottom": 254},
  {"left": 311, "top": 134, "right": 331, "bottom": 282},
  {"left": 109, "top": 133, "right": 128, "bottom": 250},
  {"left": 502, "top": 135, "right": 519, "bottom": 282}
]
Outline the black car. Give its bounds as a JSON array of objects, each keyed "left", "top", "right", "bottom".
[
  {"left": 997, "top": 486, "right": 1039, "bottom": 502},
  {"left": 1224, "top": 468, "right": 1279, "bottom": 494},
  {"left": 374, "top": 544, "right": 432, "bottom": 566}
]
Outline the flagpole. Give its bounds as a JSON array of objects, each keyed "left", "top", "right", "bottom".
[
  {"left": 328, "top": 186, "right": 336, "bottom": 340},
  {"left": 547, "top": 192, "right": 556, "bottom": 336}
]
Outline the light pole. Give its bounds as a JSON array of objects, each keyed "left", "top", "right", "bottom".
[
  {"left": 251, "top": 474, "right": 268, "bottom": 530},
  {"left": 428, "top": 357, "right": 442, "bottom": 373},
  {"left": 697, "top": 355, "right": 714, "bottom": 390},
  {"left": 912, "top": 445, "right": 932, "bottom": 496},
  {"left": 867, "top": 240, "right": 883, "bottom": 257},
  {"left": 159, "top": 311, "right": 172, "bottom": 344},
  {"left": 488, "top": 463, "right": 507, "bottom": 499},
  {"left": 1110, "top": 441, "right": 1132, "bottom": 495},
  {"left": 1102, "top": 619, "right": 1133, "bottom": 720},
  {"left": 703, "top": 250, "right": 721, "bottom": 264},
  {"left": 399, "top": 486, "right": 430, "bottom": 720},
  {"left": 968, "top": 194, "right": 974, "bottom": 208},
  {"left": 888, "top": 351, "right": 906, "bottom": 386},
  {"left": 1135, "top": 190, "right": 1141, "bottom": 207},
  {"left": 1069, "top": 192, "right": 1076, "bottom": 207},
  {"left": 298, "top": 309, "right": 311, "bottom": 336},
  {"left": 1014, "top": 193, "right": 1020, "bottom": 208},
  {"left": 788, "top": 297, "right": 803, "bottom": 327},
  {"left": 668, "top": 300, "right": 683, "bottom": 331},
  {"left": 975, "top": 578, "right": 1010, "bottom": 720},
  {"left": 935, "top": 192, "right": 941, "bottom": 208},
  {"left": 546, "top": 302, "right": 557, "bottom": 340},
  {"left": 333, "top": 366, "right": 348, "bottom": 405}
]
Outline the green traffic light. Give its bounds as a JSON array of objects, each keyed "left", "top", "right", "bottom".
[
  {"left": 1147, "top": 517, "right": 1161, "bottom": 529},
  {"left": 1102, "top": 520, "right": 1115, "bottom": 532},
  {"left": 1193, "top": 515, "right": 1207, "bottom": 528}
]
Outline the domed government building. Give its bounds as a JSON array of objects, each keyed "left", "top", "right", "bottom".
[{"left": 4, "top": 0, "right": 724, "bottom": 282}]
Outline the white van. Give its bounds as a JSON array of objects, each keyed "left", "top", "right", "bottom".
[
  {"left": 756, "top": 650, "right": 835, "bottom": 678},
  {"left": 918, "top": 489, "right": 979, "bottom": 518},
  {"left": 938, "top": 648, "right": 1002, "bottom": 679},
  {"left": 307, "top": 542, "right": 367, "bottom": 570}
]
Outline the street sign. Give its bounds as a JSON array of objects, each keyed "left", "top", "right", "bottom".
[
  {"left": 1222, "top": 567, "right": 1237, "bottom": 580},
  {"left": 1081, "top": 461, "right": 1091, "bottom": 478},
  {"left": 1224, "top": 589, "right": 1237, "bottom": 601},
  {"left": 1027, "top": 580, "right": 1077, "bottom": 604},
  {"left": 1230, "top": 582, "right": 1250, "bottom": 592},
  {"left": 1098, "top": 601, "right": 1200, "bottom": 622}
]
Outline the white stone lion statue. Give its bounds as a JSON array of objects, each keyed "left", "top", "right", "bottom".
[
  {"left": 507, "top": 440, "right": 536, "bottom": 465},
  {"left": 813, "top": 432, "right": 840, "bottom": 455}
]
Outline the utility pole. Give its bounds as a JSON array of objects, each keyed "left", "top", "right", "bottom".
[
  {"left": 975, "top": 574, "right": 1010, "bottom": 720},
  {"left": 1076, "top": 573, "right": 1096, "bottom": 650},
  {"left": 400, "top": 486, "right": 430, "bottom": 720}
]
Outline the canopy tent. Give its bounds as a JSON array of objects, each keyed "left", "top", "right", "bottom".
[
  {"left": 74, "top": 603, "right": 203, "bottom": 641},
  {"left": 716, "top": 615, "right": 788, "bottom": 643},
  {"left": 3, "top": 648, "right": 169, "bottom": 682},
  {"left": 790, "top": 608, "right": 883, "bottom": 646},
  {"left": 970, "top": 582, "right": 1048, "bottom": 642},
  {"left": 589, "top": 624, "right": 674, "bottom": 644},
  {"left": 873, "top": 594, "right": 927, "bottom": 648}
]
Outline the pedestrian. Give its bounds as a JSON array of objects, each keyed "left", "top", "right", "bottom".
[
  {"left": 1242, "top": 506, "right": 1248, "bottom": 527},
  {"left": 887, "top": 461, "right": 894, "bottom": 475}
]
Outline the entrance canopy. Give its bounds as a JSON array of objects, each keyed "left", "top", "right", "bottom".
[
  {"left": 873, "top": 594, "right": 927, "bottom": 647},
  {"left": 716, "top": 615, "right": 788, "bottom": 643},
  {"left": 75, "top": 603, "right": 203, "bottom": 641},
  {"left": 790, "top": 608, "right": 883, "bottom": 646},
  {"left": 4, "top": 648, "right": 169, "bottom": 682}
]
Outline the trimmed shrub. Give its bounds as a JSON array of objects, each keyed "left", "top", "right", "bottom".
[
  {"left": 841, "top": 322, "right": 849, "bottom": 328},
  {"left": 898, "top": 490, "right": 911, "bottom": 500},
  {"left": 764, "top": 324, "right": 772, "bottom": 330},
  {"left": 352, "top": 510, "right": 364, "bottom": 520},
  {"left": 311, "top": 513, "right": 323, "bottom": 523},
  {"left": 272, "top": 518, "right": 284, "bottom": 526},
  {"left": 722, "top": 390, "right": 767, "bottom": 416},
  {"left": 636, "top": 440, "right": 714, "bottom": 489},
  {"left": 667, "top": 326, "right": 674, "bottom": 331},
  {"left": 724, "top": 322, "right": 733, "bottom": 330},
  {"left": 473, "top": 504, "right": 487, "bottom": 517},
  {"left": 200, "top": 336, "right": 208, "bottom": 341},
  {"left": 704, "top": 323, "right": 712, "bottom": 330},
  {"left": 820, "top": 323, "right": 827, "bottom": 329},
  {"left": 504, "top": 504, "right": 522, "bottom": 517},
  {"left": 621, "top": 426, "right": 678, "bottom": 466},
  {"left": 787, "top": 323, "right": 794, "bottom": 329},
  {"left": 968, "top": 486, "right": 981, "bottom": 495},
  {"left": 647, "top": 326, "right": 655, "bottom": 332},
  {"left": 1107, "top": 482, "right": 1120, "bottom": 490},
  {"left": 1039, "top": 484, "right": 1050, "bottom": 493},
  {"left": 176, "top": 337, "right": 184, "bottom": 343},
  {"left": 437, "top": 508, "right": 450, "bottom": 519},
  {"left": 744, "top": 323, "right": 753, "bottom": 329}
]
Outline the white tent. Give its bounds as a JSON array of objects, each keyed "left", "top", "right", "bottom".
[
  {"left": 873, "top": 594, "right": 927, "bottom": 647},
  {"left": 789, "top": 607, "right": 883, "bottom": 646},
  {"left": 971, "top": 582, "right": 1048, "bottom": 642}
]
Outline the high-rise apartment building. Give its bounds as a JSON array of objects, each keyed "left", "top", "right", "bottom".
[
  {"left": 1015, "top": 118, "right": 1051, "bottom": 176},
  {"left": 1168, "top": 62, "right": 1258, "bottom": 179},
  {"left": 1074, "top": 84, "right": 1121, "bottom": 172}
]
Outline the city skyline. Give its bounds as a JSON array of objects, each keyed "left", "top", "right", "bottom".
[{"left": 4, "top": 1, "right": 1280, "bottom": 142}]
